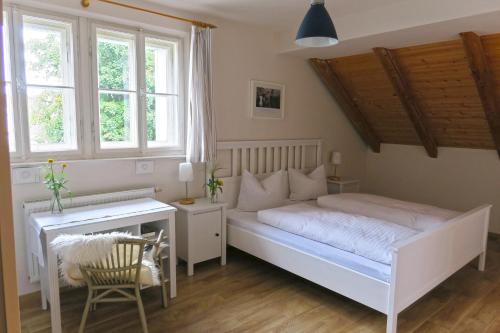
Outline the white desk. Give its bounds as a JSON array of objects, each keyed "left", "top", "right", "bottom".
[{"left": 30, "top": 198, "right": 177, "bottom": 333}]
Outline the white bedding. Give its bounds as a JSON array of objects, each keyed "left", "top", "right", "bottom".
[
  {"left": 257, "top": 203, "right": 418, "bottom": 264},
  {"left": 317, "top": 193, "right": 460, "bottom": 231},
  {"left": 227, "top": 208, "right": 392, "bottom": 282}
]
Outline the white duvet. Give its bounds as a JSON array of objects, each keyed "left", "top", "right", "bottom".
[
  {"left": 317, "top": 193, "right": 460, "bottom": 231},
  {"left": 257, "top": 203, "right": 418, "bottom": 264}
]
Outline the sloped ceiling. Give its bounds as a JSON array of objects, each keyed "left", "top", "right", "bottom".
[
  {"left": 311, "top": 32, "right": 500, "bottom": 158},
  {"left": 146, "top": 1, "right": 500, "bottom": 57},
  {"left": 145, "top": 0, "right": 403, "bottom": 32}
]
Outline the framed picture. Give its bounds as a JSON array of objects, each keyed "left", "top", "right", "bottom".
[{"left": 250, "top": 80, "right": 285, "bottom": 119}]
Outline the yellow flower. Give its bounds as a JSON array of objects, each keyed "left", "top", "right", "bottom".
[
  {"left": 62, "top": 163, "right": 68, "bottom": 168},
  {"left": 217, "top": 179, "right": 224, "bottom": 186},
  {"left": 48, "top": 159, "right": 54, "bottom": 164}
]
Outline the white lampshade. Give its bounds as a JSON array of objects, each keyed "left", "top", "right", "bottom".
[
  {"left": 331, "top": 152, "right": 342, "bottom": 165},
  {"left": 179, "top": 162, "right": 194, "bottom": 182}
]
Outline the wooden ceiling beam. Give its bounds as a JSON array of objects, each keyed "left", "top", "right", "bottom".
[
  {"left": 310, "top": 58, "right": 381, "bottom": 153},
  {"left": 460, "top": 31, "right": 500, "bottom": 158},
  {"left": 373, "top": 47, "right": 438, "bottom": 158}
]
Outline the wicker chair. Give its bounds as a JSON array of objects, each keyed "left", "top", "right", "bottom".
[{"left": 78, "top": 231, "right": 167, "bottom": 333}]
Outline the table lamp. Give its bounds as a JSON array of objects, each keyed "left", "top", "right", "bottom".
[
  {"left": 329, "top": 152, "right": 342, "bottom": 181},
  {"left": 179, "top": 162, "right": 195, "bottom": 205}
]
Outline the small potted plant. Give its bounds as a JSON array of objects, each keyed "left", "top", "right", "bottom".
[
  {"left": 206, "top": 163, "right": 223, "bottom": 203},
  {"left": 44, "top": 159, "right": 71, "bottom": 214}
]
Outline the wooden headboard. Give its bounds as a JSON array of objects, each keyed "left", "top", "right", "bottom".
[{"left": 216, "top": 139, "right": 322, "bottom": 208}]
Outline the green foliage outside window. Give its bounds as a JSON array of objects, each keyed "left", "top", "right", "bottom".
[
  {"left": 99, "top": 93, "right": 131, "bottom": 142},
  {"left": 145, "top": 48, "right": 156, "bottom": 141},
  {"left": 96, "top": 40, "right": 156, "bottom": 143},
  {"left": 26, "top": 33, "right": 62, "bottom": 80},
  {"left": 29, "top": 90, "right": 64, "bottom": 144},
  {"left": 97, "top": 39, "right": 130, "bottom": 90},
  {"left": 27, "top": 33, "right": 64, "bottom": 145},
  {"left": 98, "top": 40, "right": 130, "bottom": 142},
  {"left": 26, "top": 33, "right": 164, "bottom": 146}
]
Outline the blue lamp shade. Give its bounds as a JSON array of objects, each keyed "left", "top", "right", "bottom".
[{"left": 295, "top": 0, "right": 338, "bottom": 48}]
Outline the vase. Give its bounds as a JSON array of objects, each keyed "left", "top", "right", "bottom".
[
  {"left": 209, "top": 191, "right": 218, "bottom": 204},
  {"left": 51, "top": 191, "right": 64, "bottom": 214}
]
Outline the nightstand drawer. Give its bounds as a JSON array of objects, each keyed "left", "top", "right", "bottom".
[{"left": 191, "top": 210, "right": 222, "bottom": 263}]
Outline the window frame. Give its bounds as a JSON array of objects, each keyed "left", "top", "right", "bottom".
[
  {"left": 3, "top": 8, "right": 22, "bottom": 157},
  {"left": 91, "top": 23, "right": 141, "bottom": 157},
  {"left": 11, "top": 7, "right": 82, "bottom": 162},
  {"left": 141, "top": 31, "right": 184, "bottom": 154},
  {"left": 90, "top": 21, "right": 185, "bottom": 159},
  {"left": 5, "top": 4, "right": 187, "bottom": 163}
]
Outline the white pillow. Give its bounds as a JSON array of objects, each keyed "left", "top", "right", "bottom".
[
  {"left": 237, "top": 170, "right": 289, "bottom": 212},
  {"left": 289, "top": 165, "right": 328, "bottom": 201}
]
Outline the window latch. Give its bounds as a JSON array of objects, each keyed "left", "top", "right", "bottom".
[{"left": 16, "top": 78, "right": 25, "bottom": 91}]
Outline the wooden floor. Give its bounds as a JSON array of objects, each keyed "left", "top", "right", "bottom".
[{"left": 21, "top": 237, "right": 500, "bottom": 333}]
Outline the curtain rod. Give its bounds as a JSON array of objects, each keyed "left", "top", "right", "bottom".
[{"left": 81, "top": 0, "right": 217, "bottom": 29}]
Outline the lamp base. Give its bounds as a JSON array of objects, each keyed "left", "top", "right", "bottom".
[
  {"left": 179, "top": 198, "right": 195, "bottom": 205},
  {"left": 328, "top": 176, "right": 341, "bottom": 181}
]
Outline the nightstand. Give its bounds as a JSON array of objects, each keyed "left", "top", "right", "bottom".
[
  {"left": 327, "top": 178, "right": 360, "bottom": 194},
  {"left": 170, "top": 198, "right": 227, "bottom": 276}
]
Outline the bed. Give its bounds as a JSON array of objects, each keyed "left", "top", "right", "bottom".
[{"left": 216, "top": 139, "right": 491, "bottom": 333}]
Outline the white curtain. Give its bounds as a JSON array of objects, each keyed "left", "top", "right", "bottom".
[{"left": 186, "top": 26, "right": 216, "bottom": 163}]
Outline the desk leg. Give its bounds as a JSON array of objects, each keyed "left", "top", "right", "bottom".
[
  {"left": 221, "top": 209, "right": 227, "bottom": 266},
  {"left": 40, "top": 265, "right": 48, "bottom": 310},
  {"left": 46, "top": 234, "right": 62, "bottom": 333},
  {"left": 168, "top": 217, "right": 177, "bottom": 298}
]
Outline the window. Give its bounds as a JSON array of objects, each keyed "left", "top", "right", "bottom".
[
  {"left": 93, "top": 25, "right": 183, "bottom": 154},
  {"left": 3, "top": 11, "right": 16, "bottom": 152},
  {"left": 3, "top": 8, "right": 79, "bottom": 158},
  {"left": 4, "top": 5, "right": 184, "bottom": 162},
  {"left": 96, "top": 28, "right": 138, "bottom": 149},
  {"left": 22, "top": 15, "right": 78, "bottom": 152},
  {"left": 145, "top": 37, "right": 179, "bottom": 148}
]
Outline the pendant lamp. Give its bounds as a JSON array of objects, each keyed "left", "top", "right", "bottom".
[{"left": 296, "top": 0, "right": 338, "bottom": 47}]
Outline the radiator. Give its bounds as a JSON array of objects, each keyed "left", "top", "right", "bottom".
[{"left": 23, "top": 187, "right": 156, "bottom": 283}]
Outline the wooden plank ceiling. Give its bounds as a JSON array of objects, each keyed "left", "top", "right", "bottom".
[{"left": 311, "top": 31, "right": 500, "bottom": 158}]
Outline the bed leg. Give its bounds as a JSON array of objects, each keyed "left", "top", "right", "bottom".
[
  {"left": 478, "top": 252, "right": 486, "bottom": 271},
  {"left": 386, "top": 312, "right": 398, "bottom": 333}
]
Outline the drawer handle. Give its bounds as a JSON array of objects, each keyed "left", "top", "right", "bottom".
[{"left": 215, "top": 233, "right": 220, "bottom": 237}]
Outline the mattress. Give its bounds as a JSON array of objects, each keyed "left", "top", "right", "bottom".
[
  {"left": 227, "top": 208, "right": 392, "bottom": 282},
  {"left": 258, "top": 203, "right": 417, "bottom": 265}
]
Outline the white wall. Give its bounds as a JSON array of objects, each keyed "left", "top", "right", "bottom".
[
  {"left": 211, "top": 23, "right": 367, "bottom": 176},
  {"left": 365, "top": 144, "right": 500, "bottom": 234},
  {"left": 10, "top": 2, "right": 367, "bottom": 295}
]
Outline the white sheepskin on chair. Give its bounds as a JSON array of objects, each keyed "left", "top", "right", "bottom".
[{"left": 51, "top": 232, "right": 159, "bottom": 287}]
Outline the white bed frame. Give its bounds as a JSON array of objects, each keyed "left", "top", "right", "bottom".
[{"left": 216, "top": 139, "right": 491, "bottom": 333}]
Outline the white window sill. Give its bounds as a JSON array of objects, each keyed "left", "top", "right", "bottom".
[{"left": 10, "top": 154, "right": 187, "bottom": 168}]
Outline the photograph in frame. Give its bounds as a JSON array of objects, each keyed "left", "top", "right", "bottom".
[{"left": 250, "top": 80, "right": 285, "bottom": 119}]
